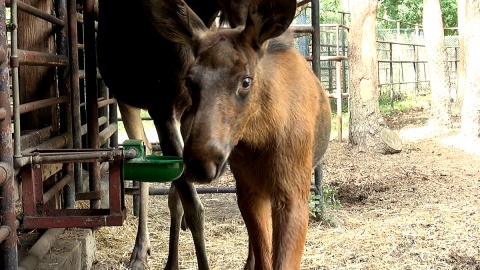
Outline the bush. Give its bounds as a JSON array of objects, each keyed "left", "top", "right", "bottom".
[{"left": 309, "top": 183, "right": 341, "bottom": 223}]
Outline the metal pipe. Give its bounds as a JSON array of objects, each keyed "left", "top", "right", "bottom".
[
  {"left": 16, "top": 49, "right": 69, "bottom": 66},
  {"left": 11, "top": 0, "right": 21, "bottom": 161},
  {"left": 97, "top": 98, "right": 116, "bottom": 108},
  {"left": 5, "top": 0, "right": 65, "bottom": 26},
  {"left": 83, "top": 0, "right": 101, "bottom": 209},
  {"left": 17, "top": 228, "right": 65, "bottom": 270},
  {"left": 67, "top": 0, "right": 83, "bottom": 198},
  {"left": 311, "top": 0, "right": 321, "bottom": 78},
  {"left": 0, "top": 162, "right": 13, "bottom": 186},
  {"left": 124, "top": 187, "right": 238, "bottom": 196},
  {"left": 43, "top": 173, "right": 73, "bottom": 204},
  {"left": 19, "top": 126, "right": 52, "bottom": 152},
  {"left": 18, "top": 96, "right": 68, "bottom": 114},
  {"left": 0, "top": 0, "right": 17, "bottom": 266},
  {"left": 0, "top": 220, "right": 19, "bottom": 243},
  {"left": 80, "top": 116, "right": 108, "bottom": 136},
  {"left": 20, "top": 132, "right": 69, "bottom": 154},
  {"left": 289, "top": 24, "right": 313, "bottom": 34},
  {"left": 98, "top": 123, "right": 118, "bottom": 146},
  {"left": 25, "top": 149, "right": 124, "bottom": 165}
]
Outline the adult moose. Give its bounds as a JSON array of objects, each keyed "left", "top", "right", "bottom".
[
  {"left": 146, "top": 0, "right": 332, "bottom": 268},
  {"left": 96, "top": 0, "right": 249, "bottom": 269}
]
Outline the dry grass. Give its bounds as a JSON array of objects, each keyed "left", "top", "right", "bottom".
[{"left": 91, "top": 113, "right": 480, "bottom": 270}]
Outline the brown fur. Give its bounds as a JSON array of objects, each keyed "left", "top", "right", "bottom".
[
  {"left": 97, "top": 0, "right": 251, "bottom": 269},
  {"left": 147, "top": 0, "right": 331, "bottom": 268}
]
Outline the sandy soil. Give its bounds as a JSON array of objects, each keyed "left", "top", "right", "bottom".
[{"left": 91, "top": 108, "right": 480, "bottom": 269}]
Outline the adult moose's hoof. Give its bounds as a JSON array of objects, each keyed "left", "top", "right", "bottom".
[
  {"left": 129, "top": 244, "right": 150, "bottom": 270},
  {"left": 130, "top": 261, "right": 147, "bottom": 270}
]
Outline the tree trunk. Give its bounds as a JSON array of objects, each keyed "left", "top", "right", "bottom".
[
  {"left": 348, "top": 0, "right": 395, "bottom": 154},
  {"left": 460, "top": 0, "right": 480, "bottom": 140},
  {"left": 456, "top": 0, "right": 466, "bottom": 109},
  {"left": 422, "top": 0, "right": 452, "bottom": 129}
]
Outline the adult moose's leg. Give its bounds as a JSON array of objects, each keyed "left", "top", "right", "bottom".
[
  {"left": 149, "top": 106, "right": 209, "bottom": 270},
  {"left": 234, "top": 175, "right": 272, "bottom": 270},
  {"left": 117, "top": 102, "right": 152, "bottom": 270},
  {"left": 165, "top": 177, "right": 207, "bottom": 270}
]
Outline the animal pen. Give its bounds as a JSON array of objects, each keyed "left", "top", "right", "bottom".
[{"left": 0, "top": 0, "right": 349, "bottom": 269}]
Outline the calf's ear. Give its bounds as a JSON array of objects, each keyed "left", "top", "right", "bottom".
[
  {"left": 242, "top": 0, "right": 297, "bottom": 50},
  {"left": 144, "top": 0, "right": 208, "bottom": 47}
]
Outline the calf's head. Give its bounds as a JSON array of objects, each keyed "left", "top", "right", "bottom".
[{"left": 145, "top": 0, "right": 296, "bottom": 183}]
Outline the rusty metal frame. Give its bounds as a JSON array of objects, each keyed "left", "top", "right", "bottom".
[
  {"left": 0, "top": 0, "right": 126, "bottom": 268},
  {"left": 22, "top": 152, "right": 126, "bottom": 229}
]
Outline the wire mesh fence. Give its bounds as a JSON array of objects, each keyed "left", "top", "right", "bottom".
[{"left": 292, "top": 9, "right": 460, "bottom": 106}]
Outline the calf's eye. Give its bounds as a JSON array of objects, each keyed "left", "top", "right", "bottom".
[{"left": 242, "top": 76, "right": 252, "bottom": 89}]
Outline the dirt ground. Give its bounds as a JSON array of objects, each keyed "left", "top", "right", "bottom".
[{"left": 92, "top": 108, "right": 480, "bottom": 270}]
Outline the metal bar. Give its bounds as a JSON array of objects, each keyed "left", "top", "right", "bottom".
[
  {"left": 125, "top": 187, "right": 238, "bottom": 196},
  {"left": 320, "top": 55, "right": 348, "bottom": 61},
  {"left": 19, "top": 126, "right": 52, "bottom": 152},
  {"left": 11, "top": 0, "right": 21, "bottom": 163},
  {"left": 24, "top": 149, "right": 123, "bottom": 165},
  {"left": 78, "top": 69, "right": 102, "bottom": 79},
  {"left": 5, "top": 0, "right": 65, "bottom": 26},
  {"left": 17, "top": 228, "right": 65, "bottom": 270},
  {"left": 80, "top": 116, "right": 108, "bottom": 136},
  {"left": 0, "top": 220, "right": 19, "bottom": 243},
  {"left": 336, "top": 24, "right": 342, "bottom": 142},
  {"left": 83, "top": 0, "right": 101, "bottom": 209},
  {"left": 109, "top": 159, "right": 123, "bottom": 214},
  {"left": 75, "top": 190, "right": 104, "bottom": 201},
  {"left": 22, "top": 209, "right": 125, "bottom": 228},
  {"left": 98, "top": 98, "right": 116, "bottom": 108},
  {"left": 99, "top": 123, "right": 118, "bottom": 146},
  {"left": 67, "top": 0, "right": 83, "bottom": 196},
  {"left": 320, "top": 23, "right": 349, "bottom": 30},
  {"left": 17, "top": 49, "right": 69, "bottom": 66},
  {"left": 377, "top": 40, "right": 425, "bottom": 46},
  {"left": 21, "top": 165, "right": 43, "bottom": 217},
  {"left": 311, "top": 0, "right": 320, "bottom": 77},
  {"left": 0, "top": 0, "right": 16, "bottom": 266},
  {"left": 327, "top": 92, "right": 349, "bottom": 99},
  {"left": 43, "top": 173, "right": 73, "bottom": 204},
  {"left": 0, "top": 162, "right": 14, "bottom": 186},
  {"left": 54, "top": 0, "right": 74, "bottom": 208},
  {"left": 126, "top": 185, "right": 321, "bottom": 196},
  {"left": 19, "top": 132, "right": 69, "bottom": 157},
  {"left": 18, "top": 96, "right": 68, "bottom": 114},
  {"left": 289, "top": 24, "right": 313, "bottom": 34},
  {"left": 378, "top": 81, "right": 431, "bottom": 86},
  {"left": 378, "top": 60, "right": 428, "bottom": 64}
]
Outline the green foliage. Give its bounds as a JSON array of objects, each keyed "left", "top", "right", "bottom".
[
  {"left": 377, "top": 0, "right": 458, "bottom": 32},
  {"left": 379, "top": 91, "right": 430, "bottom": 115},
  {"left": 309, "top": 183, "right": 341, "bottom": 222}
]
